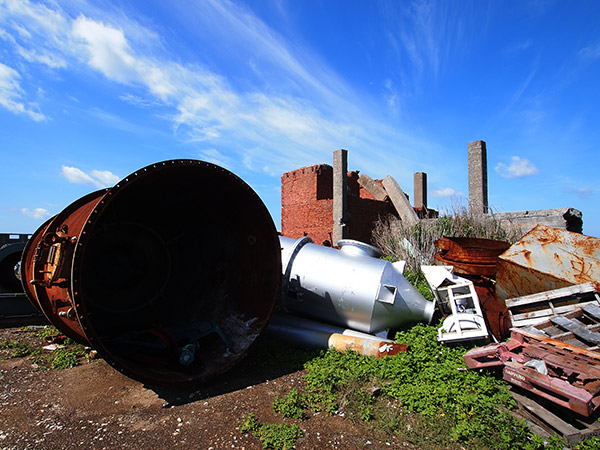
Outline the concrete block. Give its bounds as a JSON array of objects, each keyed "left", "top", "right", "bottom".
[
  {"left": 358, "top": 173, "right": 387, "bottom": 201},
  {"left": 382, "top": 176, "right": 419, "bottom": 227},
  {"left": 494, "top": 208, "right": 583, "bottom": 235}
]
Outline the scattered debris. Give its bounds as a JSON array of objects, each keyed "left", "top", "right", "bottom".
[
  {"left": 357, "top": 173, "right": 387, "bottom": 202},
  {"left": 434, "top": 236, "right": 510, "bottom": 277},
  {"left": 381, "top": 176, "right": 420, "bottom": 227},
  {"left": 421, "top": 265, "right": 489, "bottom": 344},
  {"left": 433, "top": 236, "right": 512, "bottom": 339}
]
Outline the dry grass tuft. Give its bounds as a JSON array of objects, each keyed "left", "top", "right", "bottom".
[{"left": 371, "top": 205, "right": 524, "bottom": 273}]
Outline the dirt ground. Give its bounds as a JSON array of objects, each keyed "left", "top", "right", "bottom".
[{"left": 0, "top": 326, "right": 420, "bottom": 450}]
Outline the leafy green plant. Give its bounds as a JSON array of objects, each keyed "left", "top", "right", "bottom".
[
  {"left": 300, "top": 323, "right": 557, "bottom": 450},
  {"left": 50, "top": 348, "right": 80, "bottom": 369},
  {"left": 272, "top": 388, "right": 306, "bottom": 420},
  {"left": 239, "top": 413, "right": 302, "bottom": 450},
  {"left": 0, "top": 338, "right": 32, "bottom": 358},
  {"left": 239, "top": 413, "right": 260, "bottom": 434},
  {"left": 2, "top": 326, "right": 90, "bottom": 369},
  {"left": 575, "top": 436, "right": 600, "bottom": 449},
  {"left": 255, "top": 423, "right": 302, "bottom": 450}
]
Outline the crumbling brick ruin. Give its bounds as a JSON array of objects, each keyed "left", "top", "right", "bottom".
[
  {"left": 281, "top": 163, "right": 396, "bottom": 245},
  {"left": 281, "top": 149, "right": 435, "bottom": 245},
  {"left": 281, "top": 141, "right": 583, "bottom": 248}
]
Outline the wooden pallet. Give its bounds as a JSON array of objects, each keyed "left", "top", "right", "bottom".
[
  {"left": 464, "top": 329, "right": 600, "bottom": 417},
  {"left": 523, "top": 303, "right": 600, "bottom": 351},
  {"left": 510, "top": 386, "right": 600, "bottom": 446},
  {"left": 506, "top": 283, "right": 600, "bottom": 329}
]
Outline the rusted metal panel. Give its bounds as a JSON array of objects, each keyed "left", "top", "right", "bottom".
[
  {"left": 496, "top": 225, "right": 600, "bottom": 302},
  {"left": 434, "top": 236, "right": 509, "bottom": 277}
]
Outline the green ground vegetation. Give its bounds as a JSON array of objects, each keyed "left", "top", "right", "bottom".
[{"left": 0, "top": 325, "right": 90, "bottom": 370}]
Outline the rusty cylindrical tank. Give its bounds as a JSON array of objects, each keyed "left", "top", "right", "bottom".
[{"left": 20, "top": 160, "right": 281, "bottom": 385}]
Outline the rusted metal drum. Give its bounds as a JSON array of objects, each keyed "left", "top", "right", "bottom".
[
  {"left": 21, "top": 160, "right": 281, "bottom": 385},
  {"left": 434, "top": 237, "right": 510, "bottom": 277}
]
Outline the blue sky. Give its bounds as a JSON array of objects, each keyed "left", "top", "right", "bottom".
[{"left": 1, "top": 0, "right": 599, "bottom": 238}]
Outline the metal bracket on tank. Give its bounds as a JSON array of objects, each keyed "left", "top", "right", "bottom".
[{"left": 280, "top": 236, "right": 312, "bottom": 307}]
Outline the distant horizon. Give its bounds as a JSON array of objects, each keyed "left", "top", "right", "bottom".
[{"left": 1, "top": 1, "right": 598, "bottom": 237}]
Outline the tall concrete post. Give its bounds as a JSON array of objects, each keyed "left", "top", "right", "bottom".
[
  {"left": 414, "top": 172, "right": 427, "bottom": 209},
  {"left": 468, "top": 140, "right": 488, "bottom": 214},
  {"left": 333, "top": 149, "right": 348, "bottom": 245}
]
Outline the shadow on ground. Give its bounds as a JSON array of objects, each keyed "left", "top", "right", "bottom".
[{"left": 147, "top": 336, "right": 320, "bottom": 407}]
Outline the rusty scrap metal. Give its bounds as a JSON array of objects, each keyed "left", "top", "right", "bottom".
[
  {"left": 496, "top": 225, "right": 600, "bottom": 302},
  {"left": 20, "top": 159, "right": 281, "bottom": 385},
  {"left": 434, "top": 236, "right": 510, "bottom": 277},
  {"left": 463, "top": 328, "right": 600, "bottom": 416}
]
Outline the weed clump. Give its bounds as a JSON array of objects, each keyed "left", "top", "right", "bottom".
[
  {"left": 272, "top": 388, "right": 306, "bottom": 420},
  {"left": 239, "top": 413, "right": 302, "bottom": 450},
  {"left": 301, "top": 323, "right": 560, "bottom": 449}
]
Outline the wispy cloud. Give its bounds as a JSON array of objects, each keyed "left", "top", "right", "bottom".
[
  {"left": 0, "top": 0, "right": 432, "bottom": 182},
  {"left": 578, "top": 41, "right": 600, "bottom": 61},
  {"left": 0, "top": 61, "right": 46, "bottom": 121},
  {"left": 71, "top": 16, "right": 175, "bottom": 100},
  {"left": 495, "top": 156, "right": 539, "bottom": 178},
  {"left": 61, "top": 165, "right": 120, "bottom": 188},
  {"left": 21, "top": 207, "right": 52, "bottom": 220},
  {"left": 381, "top": 0, "right": 476, "bottom": 83},
  {"left": 432, "top": 187, "right": 463, "bottom": 198}
]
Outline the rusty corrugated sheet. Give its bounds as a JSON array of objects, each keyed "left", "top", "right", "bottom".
[{"left": 496, "top": 225, "right": 600, "bottom": 302}]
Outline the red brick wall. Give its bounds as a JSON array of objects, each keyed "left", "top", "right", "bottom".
[{"left": 281, "top": 165, "right": 397, "bottom": 246}]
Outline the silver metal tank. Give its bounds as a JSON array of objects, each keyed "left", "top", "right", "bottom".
[{"left": 280, "top": 236, "right": 435, "bottom": 333}]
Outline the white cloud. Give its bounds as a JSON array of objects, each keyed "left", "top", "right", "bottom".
[
  {"left": 495, "top": 156, "right": 539, "bottom": 178},
  {"left": 89, "top": 169, "right": 120, "bottom": 186},
  {"left": 61, "top": 165, "right": 120, "bottom": 188},
  {"left": 72, "top": 16, "right": 175, "bottom": 100},
  {"left": 21, "top": 207, "right": 52, "bottom": 220},
  {"left": 433, "top": 187, "right": 458, "bottom": 198},
  {"left": 0, "top": 61, "right": 46, "bottom": 121},
  {"left": 0, "top": 0, "right": 429, "bottom": 180}
]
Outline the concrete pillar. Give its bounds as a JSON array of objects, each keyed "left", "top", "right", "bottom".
[
  {"left": 333, "top": 149, "right": 348, "bottom": 245},
  {"left": 414, "top": 172, "right": 427, "bottom": 209},
  {"left": 468, "top": 140, "right": 488, "bottom": 214}
]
